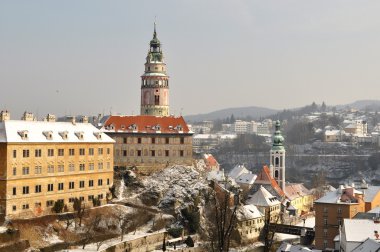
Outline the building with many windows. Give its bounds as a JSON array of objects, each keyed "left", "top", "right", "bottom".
[
  {"left": 101, "top": 115, "right": 193, "bottom": 172},
  {"left": 0, "top": 112, "right": 114, "bottom": 217}
]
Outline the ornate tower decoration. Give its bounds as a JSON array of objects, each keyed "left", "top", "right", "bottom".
[
  {"left": 270, "top": 120, "right": 286, "bottom": 190},
  {"left": 140, "top": 23, "right": 170, "bottom": 116}
]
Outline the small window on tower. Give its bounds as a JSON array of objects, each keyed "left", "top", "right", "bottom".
[
  {"left": 155, "top": 81, "right": 158, "bottom": 85},
  {"left": 155, "top": 95, "right": 160, "bottom": 105},
  {"left": 148, "top": 67, "right": 150, "bottom": 71}
]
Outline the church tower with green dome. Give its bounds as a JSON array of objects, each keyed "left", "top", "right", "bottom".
[
  {"left": 270, "top": 120, "right": 286, "bottom": 190},
  {"left": 140, "top": 23, "right": 170, "bottom": 116}
]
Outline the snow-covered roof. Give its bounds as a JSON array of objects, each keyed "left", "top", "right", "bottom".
[
  {"left": 284, "top": 183, "right": 311, "bottom": 201},
  {"left": 141, "top": 72, "right": 167, "bottom": 77},
  {"left": 363, "top": 186, "right": 380, "bottom": 203},
  {"left": 343, "top": 219, "right": 380, "bottom": 243},
  {"left": 207, "top": 170, "right": 225, "bottom": 182},
  {"left": 0, "top": 120, "right": 114, "bottom": 143},
  {"left": 351, "top": 238, "right": 380, "bottom": 252},
  {"left": 236, "top": 204, "right": 263, "bottom": 221},
  {"left": 236, "top": 173, "right": 257, "bottom": 185},
  {"left": 228, "top": 164, "right": 249, "bottom": 180},
  {"left": 369, "top": 206, "right": 380, "bottom": 214},
  {"left": 246, "top": 185, "right": 281, "bottom": 207},
  {"left": 276, "top": 243, "right": 316, "bottom": 252}
]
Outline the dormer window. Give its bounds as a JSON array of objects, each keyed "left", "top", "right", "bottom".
[
  {"left": 59, "top": 131, "right": 68, "bottom": 140},
  {"left": 175, "top": 125, "right": 183, "bottom": 131},
  {"left": 153, "top": 124, "right": 161, "bottom": 131},
  {"left": 121, "top": 125, "right": 126, "bottom": 130},
  {"left": 43, "top": 131, "right": 53, "bottom": 140},
  {"left": 128, "top": 124, "right": 137, "bottom": 131},
  {"left": 93, "top": 132, "right": 102, "bottom": 140},
  {"left": 18, "top": 130, "right": 29, "bottom": 140},
  {"left": 75, "top": 131, "right": 84, "bottom": 140}
]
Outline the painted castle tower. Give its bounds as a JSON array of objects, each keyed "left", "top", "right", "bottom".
[
  {"left": 140, "top": 23, "right": 170, "bottom": 116},
  {"left": 270, "top": 120, "right": 286, "bottom": 190}
]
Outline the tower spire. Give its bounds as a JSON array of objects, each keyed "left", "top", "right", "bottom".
[{"left": 153, "top": 22, "right": 157, "bottom": 39}]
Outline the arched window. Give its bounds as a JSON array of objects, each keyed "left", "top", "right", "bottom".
[
  {"left": 275, "top": 170, "right": 279, "bottom": 178},
  {"left": 155, "top": 95, "right": 160, "bottom": 105},
  {"left": 275, "top": 157, "right": 279, "bottom": 166}
]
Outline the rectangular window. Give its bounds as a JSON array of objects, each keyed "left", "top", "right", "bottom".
[
  {"left": 79, "top": 181, "right": 85, "bottom": 188},
  {"left": 123, "top": 138, "right": 127, "bottom": 144},
  {"left": 47, "top": 184, "right": 54, "bottom": 192},
  {"left": 98, "top": 179, "right": 103, "bottom": 186},
  {"left": 89, "top": 180, "right": 94, "bottom": 187},
  {"left": 89, "top": 163, "right": 94, "bottom": 170},
  {"left": 13, "top": 150, "right": 17, "bottom": 158},
  {"left": 48, "top": 165, "right": 54, "bottom": 173},
  {"left": 58, "top": 149, "right": 64, "bottom": 156},
  {"left": 12, "top": 205, "right": 16, "bottom": 211},
  {"left": 98, "top": 194, "right": 103, "bottom": 199},
  {"left": 137, "top": 138, "right": 142, "bottom": 144},
  {"left": 35, "top": 185, "right": 42, "bottom": 193},
  {"left": 22, "top": 204, "right": 29, "bottom": 210},
  {"left": 13, "top": 167, "right": 16, "bottom": 176},
  {"left": 151, "top": 150, "right": 155, "bottom": 157},
  {"left": 180, "top": 137, "right": 185, "bottom": 144},
  {"left": 58, "top": 183, "right": 64, "bottom": 191},
  {"left": 98, "top": 162, "right": 103, "bottom": 170},
  {"left": 89, "top": 148, "right": 94, "bottom": 155},
  {"left": 48, "top": 149, "right": 54, "bottom": 157},
  {"left": 58, "top": 164, "right": 64, "bottom": 172},
  {"left": 152, "top": 138, "right": 155, "bottom": 144},
  {"left": 324, "top": 218, "right": 327, "bottom": 226},
  {"left": 180, "top": 150, "right": 184, "bottom": 157},
  {"left": 137, "top": 150, "right": 142, "bottom": 156},
  {"left": 22, "top": 186, "right": 29, "bottom": 194},
  {"left": 107, "top": 148, "right": 110, "bottom": 154},
  {"left": 88, "top": 195, "right": 94, "bottom": 201},
  {"left": 35, "top": 166, "right": 42, "bottom": 174},
  {"left": 69, "top": 163, "right": 75, "bottom": 171},
  {"left": 35, "top": 149, "right": 42, "bottom": 157},
  {"left": 98, "top": 148, "right": 103, "bottom": 155},
  {"left": 22, "top": 167, "right": 29, "bottom": 175},
  {"left": 46, "top": 200, "right": 54, "bottom": 207},
  {"left": 79, "top": 148, "right": 85, "bottom": 155},
  {"left": 79, "top": 196, "right": 84, "bottom": 201},
  {"left": 69, "top": 197, "right": 75, "bottom": 203},
  {"left": 69, "top": 181, "right": 74, "bottom": 189},
  {"left": 165, "top": 150, "right": 169, "bottom": 157},
  {"left": 107, "top": 178, "right": 110, "bottom": 185},
  {"left": 12, "top": 187, "right": 16, "bottom": 195},
  {"left": 123, "top": 150, "right": 127, "bottom": 156},
  {"left": 165, "top": 138, "right": 170, "bottom": 144},
  {"left": 69, "top": 148, "right": 75, "bottom": 156},
  {"left": 79, "top": 163, "right": 85, "bottom": 171},
  {"left": 22, "top": 149, "right": 30, "bottom": 158}
]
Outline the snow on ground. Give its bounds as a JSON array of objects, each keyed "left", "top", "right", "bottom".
[
  {"left": 275, "top": 217, "right": 315, "bottom": 241},
  {"left": 43, "top": 233, "right": 63, "bottom": 244},
  {"left": 0, "top": 226, "right": 8, "bottom": 233},
  {"left": 140, "top": 165, "right": 208, "bottom": 211}
]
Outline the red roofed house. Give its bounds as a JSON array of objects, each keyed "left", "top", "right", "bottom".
[
  {"left": 203, "top": 153, "right": 220, "bottom": 171},
  {"left": 101, "top": 115, "right": 193, "bottom": 172}
]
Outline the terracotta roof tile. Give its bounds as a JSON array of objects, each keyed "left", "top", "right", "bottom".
[
  {"left": 256, "top": 165, "right": 285, "bottom": 197},
  {"left": 102, "top": 115, "right": 191, "bottom": 134}
]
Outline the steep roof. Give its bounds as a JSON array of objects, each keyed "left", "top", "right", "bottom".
[
  {"left": 255, "top": 165, "right": 285, "bottom": 197},
  {"left": 236, "top": 173, "right": 257, "bottom": 185},
  {"left": 285, "top": 183, "right": 312, "bottom": 201},
  {"left": 0, "top": 120, "right": 114, "bottom": 143},
  {"left": 203, "top": 154, "right": 219, "bottom": 168},
  {"left": 236, "top": 204, "right": 264, "bottom": 221},
  {"left": 228, "top": 164, "right": 249, "bottom": 180},
  {"left": 246, "top": 185, "right": 281, "bottom": 207},
  {"left": 101, "top": 115, "right": 191, "bottom": 134},
  {"left": 351, "top": 238, "right": 380, "bottom": 252}
]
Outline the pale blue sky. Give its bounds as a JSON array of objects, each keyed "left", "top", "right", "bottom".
[{"left": 1, "top": 1, "right": 380, "bottom": 118}]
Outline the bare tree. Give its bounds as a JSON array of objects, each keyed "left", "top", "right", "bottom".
[
  {"left": 73, "top": 197, "right": 86, "bottom": 228},
  {"left": 81, "top": 214, "right": 102, "bottom": 249},
  {"left": 204, "top": 186, "right": 239, "bottom": 252},
  {"left": 117, "top": 213, "right": 130, "bottom": 241}
]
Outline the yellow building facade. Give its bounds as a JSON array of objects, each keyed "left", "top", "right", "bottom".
[{"left": 0, "top": 115, "right": 114, "bottom": 218}]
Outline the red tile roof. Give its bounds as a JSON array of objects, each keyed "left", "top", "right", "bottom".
[
  {"left": 102, "top": 115, "right": 191, "bottom": 134},
  {"left": 256, "top": 165, "right": 285, "bottom": 197}
]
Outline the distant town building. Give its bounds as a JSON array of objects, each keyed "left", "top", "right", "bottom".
[
  {"left": 284, "top": 183, "right": 313, "bottom": 216},
  {"left": 203, "top": 153, "right": 220, "bottom": 171},
  {"left": 235, "top": 204, "right": 265, "bottom": 243},
  {"left": 0, "top": 111, "right": 114, "bottom": 217}
]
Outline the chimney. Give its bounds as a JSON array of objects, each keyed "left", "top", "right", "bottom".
[
  {"left": 0, "top": 110, "right": 10, "bottom": 121},
  {"left": 21, "top": 112, "right": 34, "bottom": 121},
  {"left": 45, "top": 114, "right": 56, "bottom": 122},
  {"left": 80, "top": 116, "right": 89, "bottom": 123}
]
